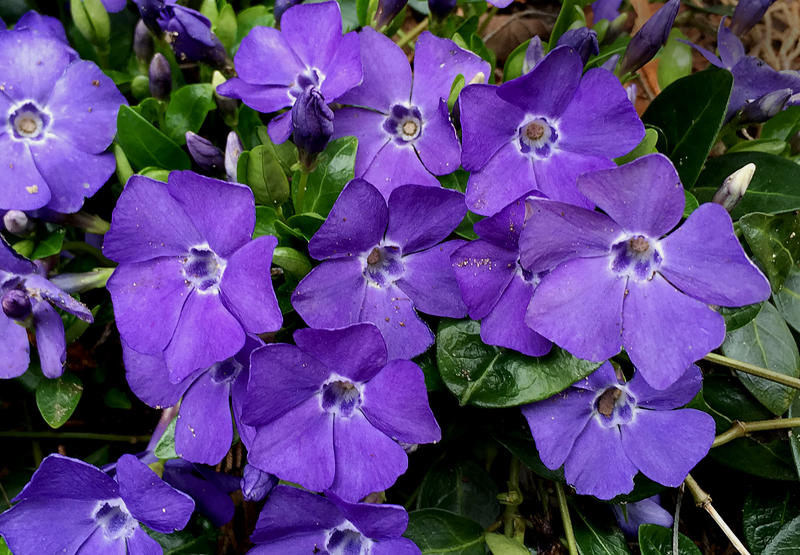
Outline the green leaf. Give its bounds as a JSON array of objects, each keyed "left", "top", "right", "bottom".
[
  {"left": 742, "top": 489, "right": 800, "bottom": 554},
  {"left": 683, "top": 189, "right": 699, "bottom": 218},
  {"left": 722, "top": 302, "right": 800, "bottom": 415},
  {"left": 549, "top": 0, "right": 580, "bottom": 48},
  {"left": 493, "top": 431, "right": 565, "bottom": 483},
  {"left": 285, "top": 213, "right": 326, "bottom": 241},
  {"left": 570, "top": 499, "right": 632, "bottom": 555},
  {"left": 247, "top": 144, "right": 291, "bottom": 208},
  {"left": 718, "top": 302, "right": 765, "bottom": 332},
  {"left": 256, "top": 126, "right": 297, "bottom": 176},
  {"left": 35, "top": 372, "right": 83, "bottom": 429},
  {"left": 764, "top": 515, "right": 800, "bottom": 555},
  {"left": 657, "top": 29, "right": 692, "bottom": 91},
  {"left": 701, "top": 374, "right": 774, "bottom": 431},
  {"left": 31, "top": 228, "right": 66, "bottom": 260},
  {"left": 439, "top": 169, "right": 483, "bottom": 240},
  {"left": 503, "top": 39, "right": 530, "bottom": 83},
  {"left": 774, "top": 265, "right": 800, "bottom": 332},
  {"left": 216, "top": 4, "right": 237, "bottom": 52},
  {"left": 761, "top": 106, "right": 800, "bottom": 141},
  {"left": 693, "top": 153, "right": 800, "bottom": 220},
  {"left": 484, "top": 534, "right": 529, "bottom": 555},
  {"left": 236, "top": 6, "right": 274, "bottom": 44},
  {"left": 404, "top": 509, "right": 485, "bottom": 555},
  {"left": 164, "top": 84, "right": 215, "bottom": 145},
  {"left": 272, "top": 247, "right": 312, "bottom": 279},
  {"left": 417, "top": 458, "right": 502, "bottom": 529},
  {"left": 104, "top": 387, "right": 132, "bottom": 410},
  {"left": 727, "top": 138, "right": 786, "bottom": 156},
  {"left": 414, "top": 350, "right": 446, "bottom": 392},
  {"left": 614, "top": 128, "right": 659, "bottom": 165},
  {"left": 145, "top": 514, "right": 219, "bottom": 555},
  {"left": 639, "top": 524, "right": 701, "bottom": 555},
  {"left": 253, "top": 206, "right": 280, "bottom": 239},
  {"left": 154, "top": 418, "right": 178, "bottom": 460},
  {"left": 436, "top": 319, "right": 600, "bottom": 408},
  {"left": 739, "top": 211, "right": 800, "bottom": 292},
  {"left": 642, "top": 67, "right": 733, "bottom": 188},
  {"left": 116, "top": 105, "right": 191, "bottom": 170},
  {"left": 294, "top": 137, "right": 358, "bottom": 217}
]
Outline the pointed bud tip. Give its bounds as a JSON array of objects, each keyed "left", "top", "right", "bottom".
[{"left": 712, "top": 163, "right": 755, "bottom": 211}]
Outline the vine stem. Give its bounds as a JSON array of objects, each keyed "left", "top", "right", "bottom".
[
  {"left": 712, "top": 417, "right": 800, "bottom": 447},
  {"left": 684, "top": 475, "right": 751, "bottom": 555},
  {"left": 396, "top": 18, "right": 429, "bottom": 49},
  {"left": 704, "top": 353, "right": 800, "bottom": 390},
  {"left": 0, "top": 431, "right": 151, "bottom": 443},
  {"left": 555, "top": 482, "right": 578, "bottom": 555},
  {"left": 502, "top": 455, "right": 521, "bottom": 538},
  {"left": 295, "top": 171, "right": 310, "bottom": 214}
]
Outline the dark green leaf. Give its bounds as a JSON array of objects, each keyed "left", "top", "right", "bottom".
[
  {"left": 503, "top": 39, "right": 530, "bottom": 83},
  {"left": 606, "top": 474, "right": 666, "bottom": 504},
  {"left": 417, "top": 458, "right": 502, "bottom": 528},
  {"left": 145, "top": 514, "right": 219, "bottom": 555},
  {"left": 247, "top": 144, "right": 290, "bottom": 208},
  {"left": 253, "top": 206, "right": 280, "bottom": 239},
  {"left": 739, "top": 211, "right": 800, "bottom": 292},
  {"left": 639, "top": 524, "right": 701, "bottom": 555},
  {"left": 694, "top": 153, "right": 800, "bottom": 219},
  {"left": 763, "top": 515, "right": 800, "bottom": 555},
  {"left": 414, "top": 350, "right": 446, "bottom": 392},
  {"left": 711, "top": 435, "right": 798, "bottom": 481},
  {"left": 761, "top": 106, "right": 800, "bottom": 141},
  {"left": 700, "top": 374, "right": 774, "bottom": 431},
  {"left": 774, "top": 265, "right": 800, "bottom": 332},
  {"left": 256, "top": 126, "right": 297, "bottom": 176},
  {"left": 642, "top": 67, "right": 733, "bottom": 188},
  {"left": 154, "top": 419, "right": 178, "bottom": 460},
  {"left": 719, "top": 302, "right": 765, "bottom": 332},
  {"left": 404, "top": 509, "right": 485, "bottom": 555},
  {"left": 743, "top": 489, "right": 800, "bottom": 554},
  {"left": 615, "top": 128, "right": 659, "bottom": 165},
  {"left": 104, "top": 387, "right": 131, "bottom": 410},
  {"left": 272, "top": 247, "right": 312, "bottom": 279},
  {"left": 570, "top": 499, "right": 632, "bottom": 555},
  {"left": 216, "top": 4, "right": 237, "bottom": 51},
  {"left": 116, "top": 105, "right": 191, "bottom": 170},
  {"left": 236, "top": 6, "right": 273, "bottom": 44},
  {"left": 285, "top": 213, "right": 326, "bottom": 241},
  {"left": 727, "top": 138, "right": 786, "bottom": 156},
  {"left": 436, "top": 319, "right": 600, "bottom": 408},
  {"left": 656, "top": 29, "right": 692, "bottom": 91},
  {"left": 484, "top": 534, "right": 529, "bottom": 555},
  {"left": 31, "top": 228, "right": 66, "bottom": 260},
  {"left": 275, "top": 275, "right": 298, "bottom": 315},
  {"left": 164, "top": 84, "right": 215, "bottom": 145},
  {"left": 35, "top": 372, "right": 83, "bottom": 429},
  {"left": 294, "top": 137, "right": 358, "bottom": 217},
  {"left": 549, "top": 0, "right": 580, "bottom": 48},
  {"left": 493, "top": 431, "right": 565, "bottom": 483}
]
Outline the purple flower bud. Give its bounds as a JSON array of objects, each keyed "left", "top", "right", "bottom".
[
  {"left": 522, "top": 36, "right": 545, "bottom": 74},
  {"left": 600, "top": 53, "right": 621, "bottom": 72},
  {"left": 375, "top": 0, "right": 409, "bottom": 28},
  {"left": 149, "top": 53, "right": 171, "bottom": 99},
  {"left": 712, "top": 163, "right": 755, "bottom": 212},
  {"left": 134, "top": 0, "right": 165, "bottom": 34},
  {"left": 429, "top": 0, "right": 457, "bottom": 20},
  {"left": 292, "top": 86, "right": 334, "bottom": 167},
  {"left": 3, "top": 210, "right": 35, "bottom": 237},
  {"left": 626, "top": 83, "right": 638, "bottom": 105},
  {"left": 729, "top": 0, "right": 776, "bottom": 36},
  {"left": 738, "top": 88, "right": 792, "bottom": 124},
  {"left": 134, "top": 19, "right": 155, "bottom": 65},
  {"left": 240, "top": 465, "right": 278, "bottom": 502},
  {"left": 2, "top": 290, "right": 32, "bottom": 321},
  {"left": 275, "top": 0, "right": 304, "bottom": 25},
  {"left": 557, "top": 27, "right": 600, "bottom": 66},
  {"left": 225, "top": 132, "right": 243, "bottom": 182},
  {"left": 619, "top": 0, "right": 680, "bottom": 75},
  {"left": 186, "top": 132, "right": 224, "bottom": 173},
  {"left": 158, "top": 4, "right": 233, "bottom": 73}
]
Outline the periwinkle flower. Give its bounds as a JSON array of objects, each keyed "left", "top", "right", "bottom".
[
  {"left": 292, "top": 179, "right": 467, "bottom": 360},
  {"left": 134, "top": 0, "right": 165, "bottom": 33},
  {"left": 0, "top": 29, "right": 126, "bottom": 212},
  {"left": 729, "top": 0, "right": 776, "bottom": 36},
  {"left": 612, "top": 495, "right": 673, "bottom": 537},
  {"left": 1, "top": 238, "right": 93, "bottom": 379},
  {"left": 375, "top": 0, "right": 407, "bottom": 27},
  {"left": 522, "top": 36, "right": 545, "bottom": 74},
  {"left": 520, "top": 153, "right": 771, "bottom": 389},
  {"left": 593, "top": 0, "right": 624, "bottom": 22},
  {"left": 186, "top": 131, "right": 224, "bottom": 173},
  {"left": 0, "top": 454, "right": 195, "bottom": 555},
  {"left": 451, "top": 195, "right": 551, "bottom": 357},
  {"left": 158, "top": 1, "right": 232, "bottom": 72},
  {"left": 14, "top": 11, "right": 70, "bottom": 45},
  {"left": 521, "top": 362, "right": 715, "bottom": 499},
  {"left": 3, "top": 210, "right": 35, "bottom": 236},
  {"left": 161, "top": 459, "right": 242, "bottom": 527},
  {"left": 241, "top": 464, "right": 279, "bottom": 502},
  {"left": 293, "top": 85, "right": 335, "bottom": 167},
  {"left": 243, "top": 324, "right": 441, "bottom": 501},
  {"left": 250, "top": 485, "right": 421, "bottom": 555},
  {"left": 217, "top": 1, "right": 362, "bottom": 145},
  {"left": 104, "top": 171, "right": 282, "bottom": 383},
  {"left": 618, "top": 0, "right": 680, "bottom": 75},
  {"left": 333, "top": 28, "right": 488, "bottom": 198},
  {"left": 739, "top": 88, "right": 792, "bottom": 124},
  {"left": 557, "top": 27, "right": 599, "bottom": 66},
  {"left": 460, "top": 46, "right": 644, "bottom": 216}
]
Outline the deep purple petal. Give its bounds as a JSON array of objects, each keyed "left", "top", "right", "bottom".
[
  {"left": 622, "top": 274, "right": 726, "bottom": 390},
  {"left": 216, "top": 79, "right": 293, "bottom": 114},
  {"left": 230, "top": 26, "right": 304, "bottom": 87},
  {"left": 361, "top": 282, "right": 433, "bottom": 360},
  {"left": 451, "top": 239, "right": 517, "bottom": 320},
  {"left": 321, "top": 31, "right": 363, "bottom": 101},
  {"left": 0, "top": 313, "right": 30, "bottom": 379},
  {"left": 174, "top": 371, "right": 232, "bottom": 465},
  {"left": 326, "top": 490, "right": 409, "bottom": 539},
  {"left": 385, "top": 185, "right": 465, "bottom": 254},
  {"left": 533, "top": 149, "right": 614, "bottom": 208},
  {"left": 292, "top": 257, "right": 368, "bottom": 328},
  {"left": 0, "top": 237, "right": 36, "bottom": 274},
  {"left": 123, "top": 344, "right": 192, "bottom": 408},
  {"left": 414, "top": 99, "right": 461, "bottom": 176},
  {"left": 526, "top": 256, "right": 625, "bottom": 362},
  {"left": 267, "top": 110, "right": 294, "bottom": 144},
  {"left": 161, "top": 462, "right": 235, "bottom": 527},
  {"left": 14, "top": 454, "right": 117, "bottom": 501},
  {"left": 76, "top": 526, "right": 126, "bottom": 555},
  {"left": 519, "top": 199, "right": 618, "bottom": 273},
  {"left": 0, "top": 498, "right": 98, "bottom": 555},
  {"left": 621, "top": 409, "right": 715, "bottom": 486},
  {"left": 571, "top": 362, "right": 620, "bottom": 391},
  {"left": 250, "top": 485, "right": 342, "bottom": 544},
  {"left": 104, "top": 175, "right": 203, "bottom": 264},
  {"left": 718, "top": 20, "right": 745, "bottom": 68},
  {"left": 564, "top": 422, "right": 637, "bottom": 499},
  {"left": 361, "top": 360, "right": 441, "bottom": 444},
  {"left": 627, "top": 364, "right": 703, "bottom": 410},
  {"left": 116, "top": 454, "right": 194, "bottom": 534},
  {"left": 127, "top": 526, "right": 162, "bottom": 555},
  {"left": 250, "top": 534, "right": 331, "bottom": 555},
  {"left": 281, "top": 2, "right": 343, "bottom": 71},
  {"left": 612, "top": 496, "right": 673, "bottom": 537},
  {"left": 459, "top": 84, "right": 525, "bottom": 172},
  {"left": 659, "top": 203, "right": 771, "bottom": 306},
  {"left": 107, "top": 257, "right": 190, "bottom": 354},
  {"left": 362, "top": 141, "right": 441, "bottom": 198},
  {"left": 294, "top": 324, "right": 388, "bottom": 383},
  {"left": 331, "top": 108, "right": 391, "bottom": 177},
  {"left": 220, "top": 235, "right": 282, "bottom": 333},
  {"left": 399, "top": 241, "right": 467, "bottom": 317},
  {"left": 481, "top": 276, "right": 552, "bottom": 357},
  {"left": 0, "top": 31, "right": 73, "bottom": 104},
  {"left": 0, "top": 139, "right": 51, "bottom": 211},
  {"left": 32, "top": 300, "right": 65, "bottom": 378},
  {"left": 23, "top": 275, "right": 92, "bottom": 321},
  {"left": 330, "top": 411, "right": 409, "bottom": 502},
  {"left": 308, "top": 178, "right": 388, "bottom": 260},
  {"left": 465, "top": 143, "right": 536, "bottom": 217}
]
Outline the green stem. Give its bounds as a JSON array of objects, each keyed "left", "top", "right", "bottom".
[
  {"left": 712, "top": 417, "right": 800, "bottom": 447},
  {"left": 61, "top": 242, "right": 117, "bottom": 267},
  {"left": 555, "top": 482, "right": 578, "bottom": 555},
  {"left": 295, "top": 171, "right": 310, "bottom": 213},
  {"left": 396, "top": 18, "right": 429, "bottom": 48},
  {"left": 477, "top": 6, "right": 499, "bottom": 36},
  {"left": 502, "top": 456, "right": 521, "bottom": 538},
  {"left": 704, "top": 353, "right": 800, "bottom": 391},
  {"left": 0, "top": 431, "right": 151, "bottom": 443}
]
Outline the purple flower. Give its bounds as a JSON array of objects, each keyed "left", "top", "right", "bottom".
[
  {"left": 521, "top": 362, "right": 715, "bottom": 499},
  {"left": 730, "top": 0, "right": 776, "bottom": 36},
  {"left": 451, "top": 195, "right": 551, "bottom": 357},
  {"left": 104, "top": 171, "right": 283, "bottom": 383},
  {"left": 217, "top": 1, "right": 362, "bottom": 145},
  {"left": 241, "top": 464, "right": 279, "bottom": 502},
  {"left": 592, "top": 0, "right": 623, "bottom": 22},
  {"left": 161, "top": 459, "right": 241, "bottom": 527},
  {"left": 333, "top": 28, "right": 489, "bottom": 198},
  {"left": 101, "top": 0, "right": 128, "bottom": 13},
  {"left": 158, "top": 1, "right": 232, "bottom": 71},
  {"left": 619, "top": 0, "right": 680, "bottom": 75},
  {"left": 519, "top": 154, "right": 771, "bottom": 390},
  {"left": 242, "top": 324, "right": 441, "bottom": 501},
  {"left": 459, "top": 46, "right": 644, "bottom": 216},
  {"left": 250, "top": 485, "right": 421, "bottom": 555},
  {"left": 1, "top": 238, "right": 92, "bottom": 379},
  {"left": 0, "top": 454, "right": 195, "bottom": 555},
  {"left": 611, "top": 495, "right": 673, "bottom": 537},
  {"left": 14, "top": 11, "right": 70, "bottom": 45},
  {"left": 0, "top": 29, "right": 126, "bottom": 213},
  {"left": 557, "top": 27, "right": 599, "bottom": 66},
  {"left": 124, "top": 334, "right": 264, "bottom": 465},
  {"left": 292, "top": 179, "right": 467, "bottom": 360}
]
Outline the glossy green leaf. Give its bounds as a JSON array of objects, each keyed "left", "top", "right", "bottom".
[
  {"left": 436, "top": 319, "right": 600, "bottom": 408},
  {"left": 774, "top": 265, "right": 800, "bottom": 332},
  {"left": 722, "top": 302, "right": 800, "bottom": 415},
  {"left": 272, "top": 247, "right": 312, "bottom": 279},
  {"left": 294, "top": 137, "right": 358, "bottom": 217},
  {"left": 494, "top": 431, "right": 565, "bottom": 482},
  {"left": 549, "top": 0, "right": 580, "bottom": 48},
  {"left": 719, "top": 302, "right": 765, "bottom": 332},
  {"left": 742, "top": 489, "right": 800, "bottom": 554},
  {"left": 639, "top": 524, "right": 701, "bottom": 555},
  {"left": 164, "top": 84, "right": 215, "bottom": 145},
  {"left": 710, "top": 427, "right": 798, "bottom": 481},
  {"left": 247, "top": 144, "right": 291, "bottom": 208},
  {"left": 739, "top": 211, "right": 800, "bottom": 292},
  {"left": 31, "top": 228, "right": 66, "bottom": 260},
  {"left": 285, "top": 213, "right": 326, "bottom": 241},
  {"left": 154, "top": 418, "right": 178, "bottom": 460},
  {"left": 414, "top": 350, "right": 445, "bottom": 392},
  {"left": 693, "top": 152, "right": 800, "bottom": 220},
  {"left": 116, "top": 105, "right": 191, "bottom": 170},
  {"left": 236, "top": 6, "right": 273, "bottom": 44},
  {"left": 484, "top": 534, "right": 529, "bottom": 555},
  {"left": 615, "top": 128, "right": 659, "bottom": 165},
  {"left": 683, "top": 189, "right": 699, "bottom": 218},
  {"left": 761, "top": 106, "right": 800, "bottom": 141},
  {"left": 104, "top": 387, "right": 131, "bottom": 410},
  {"left": 145, "top": 514, "right": 218, "bottom": 555},
  {"left": 642, "top": 67, "right": 733, "bottom": 188},
  {"left": 503, "top": 39, "right": 530, "bottom": 82},
  {"left": 700, "top": 374, "right": 774, "bottom": 431},
  {"left": 216, "top": 4, "right": 237, "bottom": 52},
  {"left": 256, "top": 126, "right": 297, "bottom": 176},
  {"left": 727, "top": 138, "right": 786, "bottom": 156},
  {"left": 253, "top": 206, "right": 280, "bottom": 239},
  {"left": 35, "top": 372, "right": 84, "bottom": 429},
  {"left": 656, "top": 29, "right": 692, "bottom": 91},
  {"left": 570, "top": 499, "right": 632, "bottom": 555},
  {"left": 763, "top": 515, "right": 800, "bottom": 555},
  {"left": 405, "top": 509, "right": 485, "bottom": 555},
  {"left": 417, "top": 458, "right": 502, "bottom": 529}
]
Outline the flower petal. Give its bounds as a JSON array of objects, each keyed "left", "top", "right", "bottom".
[
  {"left": 372, "top": 539, "right": 423, "bottom": 555},
  {"left": 460, "top": 84, "right": 525, "bottom": 172},
  {"left": 32, "top": 300, "right": 65, "bottom": 379},
  {"left": 122, "top": 343, "right": 192, "bottom": 408},
  {"left": 127, "top": 526, "right": 162, "bottom": 555},
  {"left": 0, "top": 313, "right": 30, "bottom": 379},
  {"left": 360, "top": 282, "right": 433, "bottom": 360},
  {"left": 294, "top": 324, "right": 388, "bottom": 383},
  {"left": 174, "top": 371, "right": 233, "bottom": 465},
  {"left": 0, "top": 139, "right": 51, "bottom": 211},
  {"left": 332, "top": 108, "right": 391, "bottom": 177},
  {"left": 465, "top": 143, "right": 536, "bottom": 217},
  {"left": 216, "top": 79, "right": 293, "bottom": 114},
  {"left": 292, "top": 257, "right": 368, "bottom": 328},
  {"left": 482, "top": 275, "right": 552, "bottom": 357},
  {"left": 414, "top": 99, "right": 461, "bottom": 176},
  {"left": 626, "top": 364, "right": 703, "bottom": 410},
  {"left": 0, "top": 31, "right": 73, "bottom": 104},
  {"left": 281, "top": 2, "right": 343, "bottom": 71},
  {"left": 250, "top": 485, "right": 341, "bottom": 544},
  {"left": 564, "top": 422, "right": 638, "bottom": 499},
  {"left": 13, "top": 453, "right": 117, "bottom": 501},
  {"left": 533, "top": 148, "right": 615, "bottom": 208},
  {"left": 385, "top": 185, "right": 465, "bottom": 254},
  {"left": 451, "top": 239, "right": 518, "bottom": 320},
  {"left": 321, "top": 31, "right": 363, "bottom": 102},
  {"left": 362, "top": 141, "right": 441, "bottom": 199},
  {"left": 230, "top": 26, "right": 304, "bottom": 87},
  {"left": 399, "top": 241, "right": 467, "bottom": 318},
  {"left": 0, "top": 498, "right": 99, "bottom": 555},
  {"left": 326, "top": 490, "right": 408, "bottom": 539}
]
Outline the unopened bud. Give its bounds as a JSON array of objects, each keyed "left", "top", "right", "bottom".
[
  {"left": 133, "top": 0, "right": 166, "bottom": 34},
  {"left": 213, "top": 71, "right": 239, "bottom": 127},
  {"left": 429, "top": 0, "right": 457, "bottom": 20},
  {"left": 619, "top": 0, "right": 680, "bottom": 75},
  {"left": 468, "top": 72, "right": 486, "bottom": 86},
  {"left": 134, "top": 20, "right": 155, "bottom": 67},
  {"left": 712, "top": 163, "right": 755, "bottom": 212},
  {"left": 149, "top": 53, "right": 172, "bottom": 100},
  {"left": 3, "top": 210, "right": 35, "bottom": 237},
  {"left": 557, "top": 27, "right": 599, "bottom": 66},
  {"left": 186, "top": 132, "right": 224, "bottom": 173},
  {"left": 729, "top": 0, "right": 776, "bottom": 36},
  {"left": 292, "top": 86, "right": 334, "bottom": 169},
  {"left": 241, "top": 465, "right": 278, "bottom": 502},
  {"left": 522, "top": 36, "right": 545, "bottom": 74},
  {"left": 398, "top": 441, "right": 419, "bottom": 454},
  {"left": 2, "top": 290, "right": 32, "bottom": 321},
  {"left": 70, "top": 0, "right": 111, "bottom": 48},
  {"left": 225, "top": 132, "right": 244, "bottom": 182},
  {"left": 375, "top": 0, "right": 409, "bottom": 29},
  {"left": 738, "top": 88, "right": 792, "bottom": 125},
  {"left": 158, "top": 5, "right": 233, "bottom": 73}
]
